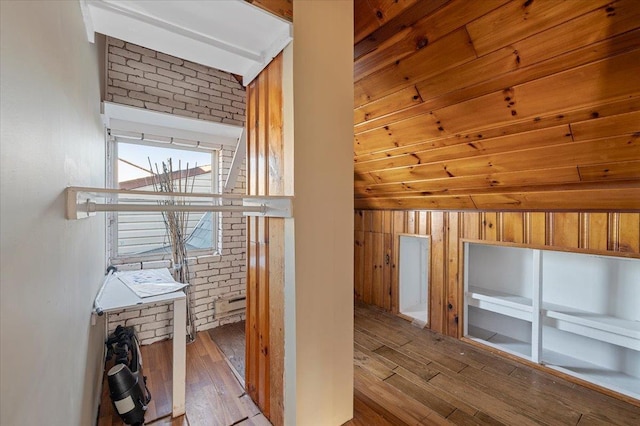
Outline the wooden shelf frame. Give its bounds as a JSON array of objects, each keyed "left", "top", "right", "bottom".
[{"left": 65, "top": 186, "right": 293, "bottom": 220}]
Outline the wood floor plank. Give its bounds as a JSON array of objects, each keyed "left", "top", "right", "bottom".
[
  {"left": 392, "top": 366, "right": 479, "bottom": 417},
  {"left": 458, "top": 365, "right": 582, "bottom": 425},
  {"left": 427, "top": 373, "right": 541, "bottom": 426},
  {"left": 355, "top": 316, "right": 413, "bottom": 347},
  {"left": 374, "top": 346, "right": 439, "bottom": 382},
  {"left": 396, "top": 341, "right": 468, "bottom": 375},
  {"left": 508, "top": 367, "right": 640, "bottom": 425},
  {"left": 344, "top": 394, "right": 396, "bottom": 426},
  {"left": 357, "top": 303, "right": 518, "bottom": 376},
  {"left": 354, "top": 344, "right": 397, "bottom": 380},
  {"left": 355, "top": 365, "right": 451, "bottom": 425},
  {"left": 354, "top": 328, "right": 385, "bottom": 351},
  {"left": 238, "top": 413, "right": 272, "bottom": 426},
  {"left": 445, "top": 409, "right": 486, "bottom": 426},
  {"left": 384, "top": 373, "right": 456, "bottom": 418}
]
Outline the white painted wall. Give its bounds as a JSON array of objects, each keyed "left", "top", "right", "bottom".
[
  {"left": 0, "top": 2, "right": 106, "bottom": 425},
  {"left": 292, "top": 1, "right": 354, "bottom": 424}
]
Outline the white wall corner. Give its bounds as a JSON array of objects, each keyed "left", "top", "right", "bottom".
[{"left": 79, "top": 0, "right": 95, "bottom": 43}]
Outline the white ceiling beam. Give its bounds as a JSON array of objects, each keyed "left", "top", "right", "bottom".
[
  {"left": 90, "top": 0, "right": 262, "bottom": 62},
  {"left": 224, "top": 128, "right": 247, "bottom": 192},
  {"left": 79, "top": 0, "right": 292, "bottom": 85}
]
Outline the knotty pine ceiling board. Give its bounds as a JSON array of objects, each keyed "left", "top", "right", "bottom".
[
  {"left": 354, "top": 0, "right": 421, "bottom": 45},
  {"left": 353, "top": 0, "right": 640, "bottom": 211},
  {"left": 579, "top": 160, "right": 640, "bottom": 182},
  {"left": 431, "top": 52, "right": 640, "bottom": 137},
  {"left": 470, "top": 186, "right": 640, "bottom": 211},
  {"left": 466, "top": 0, "right": 612, "bottom": 57},
  {"left": 369, "top": 134, "right": 640, "bottom": 183},
  {"left": 354, "top": 167, "right": 582, "bottom": 198},
  {"left": 354, "top": 28, "right": 476, "bottom": 107},
  {"left": 354, "top": 125, "right": 572, "bottom": 174},
  {"left": 355, "top": 95, "right": 640, "bottom": 163},
  {"left": 571, "top": 110, "right": 640, "bottom": 141},
  {"left": 355, "top": 0, "right": 380, "bottom": 44},
  {"left": 354, "top": 86, "right": 423, "bottom": 125},
  {"left": 355, "top": 0, "right": 448, "bottom": 59},
  {"left": 354, "top": 112, "right": 444, "bottom": 154},
  {"left": 354, "top": 0, "right": 507, "bottom": 81}
]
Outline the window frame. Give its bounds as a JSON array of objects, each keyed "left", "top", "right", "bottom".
[{"left": 106, "top": 135, "right": 220, "bottom": 264}]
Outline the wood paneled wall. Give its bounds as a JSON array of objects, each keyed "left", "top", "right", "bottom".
[
  {"left": 354, "top": 210, "right": 640, "bottom": 337},
  {"left": 246, "top": 53, "right": 285, "bottom": 426},
  {"left": 354, "top": 0, "right": 640, "bottom": 210}
]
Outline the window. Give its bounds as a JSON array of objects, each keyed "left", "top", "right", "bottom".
[{"left": 108, "top": 138, "right": 219, "bottom": 260}]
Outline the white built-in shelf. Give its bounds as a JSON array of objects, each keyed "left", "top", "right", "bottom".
[
  {"left": 543, "top": 349, "right": 640, "bottom": 400},
  {"left": 466, "top": 286, "right": 533, "bottom": 322},
  {"left": 543, "top": 303, "right": 640, "bottom": 351},
  {"left": 463, "top": 241, "right": 640, "bottom": 401},
  {"left": 467, "top": 325, "right": 532, "bottom": 360}
]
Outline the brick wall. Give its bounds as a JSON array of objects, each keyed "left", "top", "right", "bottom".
[
  {"left": 106, "top": 37, "right": 245, "bottom": 126},
  {"left": 105, "top": 37, "right": 247, "bottom": 345}
]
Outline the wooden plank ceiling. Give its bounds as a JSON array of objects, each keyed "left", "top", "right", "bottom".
[{"left": 353, "top": 0, "right": 640, "bottom": 211}]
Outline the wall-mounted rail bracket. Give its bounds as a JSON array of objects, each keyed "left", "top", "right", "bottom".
[{"left": 243, "top": 196, "right": 292, "bottom": 218}]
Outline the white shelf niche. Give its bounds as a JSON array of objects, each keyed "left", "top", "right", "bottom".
[{"left": 463, "top": 241, "right": 640, "bottom": 401}]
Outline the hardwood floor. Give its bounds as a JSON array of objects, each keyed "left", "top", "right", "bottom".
[
  {"left": 97, "top": 331, "right": 267, "bottom": 426},
  {"left": 99, "top": 305, "right": 640, "bottom": 425},
  {"left": 349, "top": 302, "right": 640, "bottom": 426},
  {"left": 208, "top": 320, "right": 246, "bottom": 384}
]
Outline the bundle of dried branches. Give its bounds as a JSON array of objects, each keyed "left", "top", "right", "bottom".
[{"left": 148, "top": 158, "right": 197, "bottom": 343}]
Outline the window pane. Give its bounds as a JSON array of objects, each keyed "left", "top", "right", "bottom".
[{"left": 116, "top": 142, "right": 216, "bottom": 256}]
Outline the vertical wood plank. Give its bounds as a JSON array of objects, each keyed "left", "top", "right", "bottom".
[
  {"left": 552, "top": 213, "right": 580, "bottom": 249},
  {"left": 530, "top": 213, "right": 546, "bottom": 246},
  {"left": 257, "top": 217, "right": 270, "bottom": 418},
  {"left": 462, "top": 212, "right": 480, "bottom": 239},
  {"left": 391, "top": 230, "right": 400, "bottom": 314},
  {"left": 266, "top": 54, "right": 284, "bottom": 426},
  {"left": 371, "top": 210, "right": 383, "bottom": 233},
  {"left": 245, "top": 54, "right": 285, "bottom": 424},
  {"left": 481, "top": 213, "right": 498, "bottom": 241},
  {"left": 354, "top": 210, "right": 364, "bottom": 232},
  {"left": 608, "top": 213, "right": 620, "bottom": 252},
  {"left": 430, "top": 212, "right": 446, "bottom": 334},
  {"left": 363, "top": 232, "right": 374, "bottom": 304},
  {"left": 502, "top": 212, "right": 524, "bottom": 243},
  {"left": 618, "top": 213, "right": 640, "bottom": 254},
  {"left": 247, "top": 224, "right": 258, "bottom": 400},
  {"left": 354, "top": 231, "right": 365, "bottom": 301},
  {"left": 446, "top": 212, "right": 461, "bottom": 337},
  {"left": 383, "top": 232, "right": 393, "bottom": 311},
  {"left": 363, "top": 210, "right": 372, "bottom": 233},
  {"left": 588, "top": 213, "right": 609, "bottom": 252},
  {"left": 383, "top": 210, "right": 393, "bottom": 234},
  {"left": 406, "top": 211, "right": 416, "bottom": 234},
  {"left": 579, "top": 213, "right": 589, "bottom": 250},
  {"left": 417, "top": 211, "right": 428, "bottom": 235},
  {"left": 268, "top": 218, "right": 284, "bottom": 425},
  {"left": 393, "top": 211, "right": 406, "bottom": 235},
  {"left": 372, "top": 233, "right": 385, "bottom": 306},
  {"left": 391, "top": 212, "right": 404, "bottom": 313}
]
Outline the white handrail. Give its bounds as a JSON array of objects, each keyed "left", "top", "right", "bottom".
[{"left": 65, "top": 186, "right": 293, "bottom": 219}]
